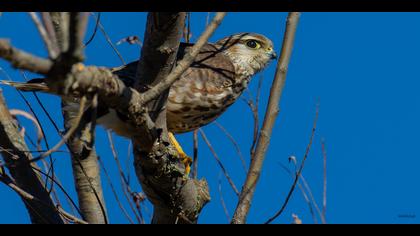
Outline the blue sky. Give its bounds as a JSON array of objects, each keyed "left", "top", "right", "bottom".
[{"left": 1, "top": 12, "right": 420, "bottom": 224}]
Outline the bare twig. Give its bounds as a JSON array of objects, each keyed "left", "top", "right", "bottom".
[
  {"left": 1, "top": 70, "right": 61, "bottom": 206},
  {"left": 9, "top": 109, "right": 43, "bottom": 148},
  {"left": 199, "top": 129, "right": 240, "bottom": 196},
  {"left": 28, "top": 12, "right": 58, "bottom": 59},
  {"left": 244, "top": 75, "right": 264, "bottom": 158},
  {"left": 242, "top": 97, "right": 259, "bottom": 157},
  {"left": 39, "top": 13, "right": 59, "bottom": 52},
  {"left": 19, "top": 70, "right": 62, "bottom": 136},
  {"left": 252, "top": 75, "right": 265, "bottom": 155},
  {"left": 0, "top": 172, "right": 86, "bottom": 224},
  {"left": 218, "top": 172, "right": 230, "bottom": 223},
  {"left": 321, "top": 138, "right": 327, "bottom": 222},
  {"left": 265, "top": 103, "right": 319, "bottom": 224},
  {"left": 97, "top": 156, "right": 135, "bottom": 224},
  {"left": 231, "top": 12, "right": 301, "bottom": 224},
  {"left": 279, "top": 163, "right": 318, "bottom": 224},
  {"left": 84, "top": 12, "right": 101, "bottom": 47},
  {"left": 107, "top": 131, "right": 143, "bottom": 223},
  {"left": 31, "top": 166, "right": 82, "bottom": 217},
  {"left": 284, "top": 125, "right": 327, "bottom": 225},
  {"left": 57, "top": 206, "right": 88, "bottom": 224},
  {"left": 289, "top": 155, "right": 326, "bottom": 223},
  {"left": 30, "top": 96, "right": 87, "bottom": 162},
  {"left": 0, "top": 91, "right": 63, "bottom": 223},
  {"left": 91, "top": 12, "right": 126, "bottom": 65},
  {"left": 214, "top": 121, "right": 247, "bottom": 172},
  {"left": 16, "top": 70, "right": 63, "bottom": 209},
  {"left": 299, "top": 171, "right": 325, "bottom": 224}
]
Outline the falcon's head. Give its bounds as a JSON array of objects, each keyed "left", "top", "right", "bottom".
[{"left": 215, "top": 33, "right": 277, "bottom": 77}]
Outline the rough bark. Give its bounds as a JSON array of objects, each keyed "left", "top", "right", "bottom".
[{"left": 132, "top": 12, "right": 210, "bottom": 224}]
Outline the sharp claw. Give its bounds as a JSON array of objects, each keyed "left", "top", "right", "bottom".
[{"left": 168, "top": 132, "right": 192, "bottom": 175}]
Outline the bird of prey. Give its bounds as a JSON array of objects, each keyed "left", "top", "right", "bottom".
[{"left": 2, "top": 32, "right": 277, "bottom": 173}]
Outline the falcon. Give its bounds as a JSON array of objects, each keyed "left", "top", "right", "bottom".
[{"left": 2, "top": 32, "right": 277, "bottom": 173}]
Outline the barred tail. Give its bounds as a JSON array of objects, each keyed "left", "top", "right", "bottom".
[{"left": 0, "top": 78, "right": 49, "bottom": 92}]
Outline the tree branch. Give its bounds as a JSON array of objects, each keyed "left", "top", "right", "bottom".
[
  {"left": 49, "top": 12, "right": 69, "bottom": 52},
  {"left": 68, "top": 12, "right": 88, "bottom": 62},
  {"left": 231, "top": 12, "right": 301, "bottom": 224},
  {"left": 132, "top": 12, "right": 226, "bottom": 224},
  {"left": 0, "top": 40, "right": 52, "bottom": 74},
  {"left": 0, "top": 90, "right": 64, "bottom": 224},
  {"left": 199, "top": 128, "right": 239, "bottom": 196},
  {"left": 132, "top": 12, "right": 203, "bottom": 224},
  {"left": 28, "top": 12, "right": 58, "bottom": 59},
  {"left": 265, "top": 104, "right": 319, "bottom": 224},
  {"left": 48, "top": 12, "right": 107, "bottom": 224},
  {"left": 0, "top": 12, "right": 226, "bottom": 224},
  {"left": 0, "top": 172, "right": 87, "bottom": 224}
]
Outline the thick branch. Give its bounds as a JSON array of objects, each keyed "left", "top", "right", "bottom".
[
  {"left": 0, "top": 39, "right": 52, "bottom": 74},
  {"left": 68, "top": 12, "right": 88, "bottom": 62},
  {"left": 48, "top": 12, "right": 107, "bottom": 224},
  {"left": 132, "top": 12, "right": 225, "bottom": 224},
  {"left": 62, "top": 97, "right": 108, "bottom": 224},
  {"left": 0, "top": 91, "right": 64, "bottom": 224},
  {"left": 231, "top": 12, "right": 301, "bottom": 224},
  {"left": 49, "top": 12, "right": 69, "bottom": 52}
]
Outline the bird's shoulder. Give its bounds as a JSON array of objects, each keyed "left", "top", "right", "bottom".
[
  {"left": 180, "top": 43, "right": 235, "bottom": 73},
  {"left": 110, "top": 42, "right": 237, "bottom": 87}
]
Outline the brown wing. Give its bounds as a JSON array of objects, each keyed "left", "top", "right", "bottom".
[
  {"left": 111, "top": 42, "right": 236, "bottom": 88},
  {"left": 181, "top": 43, "right": 236, "bottom": 86}
]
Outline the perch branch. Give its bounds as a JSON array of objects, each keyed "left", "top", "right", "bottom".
[{"left": 231, "top": 12, "right": 301, "bottom": 224}]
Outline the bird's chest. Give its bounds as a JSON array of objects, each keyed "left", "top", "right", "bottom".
[{"left": 166, "top": 75, "right": 249, "bottom": 133}]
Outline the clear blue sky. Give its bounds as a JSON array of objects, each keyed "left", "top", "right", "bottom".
[{"left": 1, "top": 12, "right": 420, "bottom": 224}]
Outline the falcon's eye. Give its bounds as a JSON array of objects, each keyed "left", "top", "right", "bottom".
[{"left": 246, "top": 40, "right": 260, "bottom": 49}]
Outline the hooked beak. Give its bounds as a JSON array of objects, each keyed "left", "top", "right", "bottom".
[{"left": 270, "top": 51, "right": 277, "bottom": 60}]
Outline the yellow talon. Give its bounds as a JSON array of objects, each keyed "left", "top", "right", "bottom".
[{"left": 168, "top": 132, "right": 192, "bottom": 175}]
